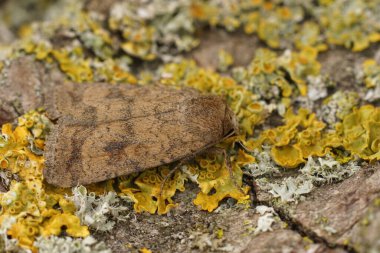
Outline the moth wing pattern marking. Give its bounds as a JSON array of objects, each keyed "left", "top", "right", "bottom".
[{"left": 44, "top": 83, "right": 236, "bottom": 187}]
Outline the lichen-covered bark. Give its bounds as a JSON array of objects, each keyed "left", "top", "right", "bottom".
[{"left": 1, "top": 1, "right": 380, "bottom": 253}]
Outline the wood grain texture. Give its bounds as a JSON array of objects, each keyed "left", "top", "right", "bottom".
[{"left": 44, "top": 83, "right": 238, "bottom": 187}]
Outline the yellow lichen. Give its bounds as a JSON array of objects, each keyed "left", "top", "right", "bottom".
[
  {"left": 41, "top": 213, "right": 89, "bottom": 237},
  {"left": 317, "top": 0, "right": 380, "bottom": 51},
  {"left": 139, "top": 248, "right": 153, "bottom": 253},
  {"left": 110, "top": 13, "right": 156, "bottom": 61},
  {"left": 294, "top": 21, "right": 327, "bottom": 51},
  {"left": 362, "top": 59, "right": 380, "bottom": 88},
  {"left": 119, "top": 167, "right": 187, "bottom": 215},
  {"left": 234, "top": 48, "right": 322, "bottom": 109},
  {"left": 1, "top": 0, "right": 379, "bottom": 251},
  {"left": 94, "top": 59, "right": 137, "bottom": 84},
  {"left": 337, "top": 105, "right": 380, "bottom": 160},
  {"left": 22, "top": 42, "right": 138, "bottom": 84},
  {"left": 0, "top": 111, "right": 88, "bottom": 252},
  {"left": 193, "top": 153, "right": 250, "bottom": 212},
  {"left": 0, "top": 180, "right": 86, "bottom": 251},
  {"left": 271, "top": 145, "right": 304, "bottom": 169},
  {"left": 250, "top": 108, "right": 341, "bottom": 168},
  {"left": 279, "top": 47, "right": 321, "bottom": 96},
  {"left": 52, "top": 49, "right": 93, "bottom": 82},
  {"left": 217, "top": 49, "right": 234, "bottom": 72}
]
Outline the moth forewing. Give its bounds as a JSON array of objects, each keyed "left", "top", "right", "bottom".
[{"left": 43, "top": 83, "right": 238, "bottom": 188}]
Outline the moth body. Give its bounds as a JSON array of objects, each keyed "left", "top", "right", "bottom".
[{"left": 43, "top": 83, "right": 238, "bottom": 187}]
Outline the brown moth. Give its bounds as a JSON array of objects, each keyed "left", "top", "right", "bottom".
[{"left": 44, "top": 82, "right": 238, "bottom": 187}]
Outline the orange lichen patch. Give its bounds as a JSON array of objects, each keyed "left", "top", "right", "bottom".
[
  {"left": 6, "top": 217, "right": 40, "bottom": 249},
  {"left": 279, "top": 47, "right": 321, "bottom": 96},
  {"left": 249, "top": 48, "right": 277, "bottom": 75},
  {"left": 0, "top": 124, "right": 36, "bottom": 175},
  {"left": 234, "top": 149, "right": 256, "bottom": 166},
  {"left": 234, "top": 48, "right": 322, "bottom": 107},
  {"left": 139, "top": 248, "right": 153, "bottom": 253},
  {"left": 119, "top": 143, "right": 254, "bottom": 214},
  {"left": 251, "top": 108, "right": 341, "bottom": 168},
  {"left": 271, "top": 145, "right": 304, "bottom": 169},
  {"left": 52, "top": 49, "right": 93, "bottom": 82},
  {"left": 95, "top": 60, "right": 138, "bottom": 84},
  {"left": 41, "top": 213, "right": 89, "bottom": 237},
  {"left": 119, "top": 167, "right": 187, "bottom": 215},
  {"left": 193, "top": 153, "right": 250, "bottom": 212},
  {"left": 337, "top": 105, "right": 380, "bottom": 160},
  {"left": 22, "top": 41, "right": 94, "bottom": 83},
  {"left": 83, "top": 179, "right": 116, "bottom": 195},
  {"left": 362, "top": 59, "right": 380, "bottom": 88},
  {"left": 0, "top": 112, "right": 88, "bottom": 252},
  {"left": 242, "top": 11, "right": 260, "bottom": 34},
  {"left": 297, "top": 128, "right": 326, "bottom": 158},
  {"left": 1, "top": 124, "right": 30, "bottom": 147},
  {"left": 294, "top": 22, "right": 327, "bottom": 51},
  {"left": 317, "top": 0, "right": 380, "bottom": 52},
  {"left": 361, "top": 59, "right": 380, "bottom": 101},
  {"left": 22, "top": 41, "right": 53, "bottom": 61},
  {"left": 109, "top": 12, "right": 156, "bottom": 61},
  {"left": 0, "top": 181, "right": 86, "bottom": 252},
  {"left": 218, "top": 49, "right": 234, "bottom": 72},
  {"left": 121, "top": 41, "right": 156, "bottom": 61},
  {"left": 190, "top": 2, "right": 207, "bottom": 20},
  {"left": 18, "top": 9, "right": 140, "bottom": 84},
  {"left": 255, "top": 5, "right": 304, "bottom": 48},
  {"left": 58, "top": 198, "right": 77, "bottom": 214},
  {"left": 190, "top": 0, "right": 378, "bottom": 52}
]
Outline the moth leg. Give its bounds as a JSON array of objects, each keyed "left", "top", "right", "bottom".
[
  {"left": 0, "top": 177, "right": 9, "bottom": 192},
  {"left": 242, "top": 172, "right": 258, "bottom": 207},
  {"left": 206, "top": 147, "right": 245, "bottom": 194},
  {"left": 159, "top": 159, "right": 188, "bottom": 197},
  {"left": 222, "top": 150, "right": 246, "bottom": 195}
]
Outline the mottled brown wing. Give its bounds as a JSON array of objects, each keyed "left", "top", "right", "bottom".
[
  {"left": 44, "top": 83, "right": 231, "bottom": 187},
  {"left": 0, "top": 57, "right": 55, "bottom": 124}
]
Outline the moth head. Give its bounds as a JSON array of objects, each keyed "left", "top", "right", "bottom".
[{"left": 223, "top": 105, "right": 239, "bottom": 138}]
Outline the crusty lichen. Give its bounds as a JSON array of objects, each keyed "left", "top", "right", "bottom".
[
  {"left": 231, "top": 47, "right": 321, "bottom": 116},
  {"left": 247, "top": 108, "right": 341, "bottom": 168},
  {"left": 337, "top": 105, "right": 380, "bottom": 161},
  {"left": 66, "top": 186, "right": 129, "bottom": 232},
  {"left": 191, "top": 0, "right": 379, "bottom": 52},
  {"left": 360, "top": 59, "right": 380, "bottom": 102},
  {"left": 193, "top": 152, "right": 252, "bottom": 212},
  {"left": 118, "top": 166, "right": 187, "bottom": 214},
  {"left": 217, "top": 49, "right": 234, "bottom": 72},
  {"left": 256, "top": 155, "right": 360, "bottom": 203},
  {"left": 318, "top": 90, "right": 359, "bottom": 126},
  {"left": 314, "top": 0, "right": 380, "bottom": 51},
  {"left": 34, "top": 235, "right": 111, "bottom": 253},
  {"left": 254, "top": 205, "right": 277, "bottom": 235},
  {"left": 0, "top": 113, "right": 88, "bottom": 252},
  {"left": 0, "top": 217, "right": 29, "bottom": 253}
]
